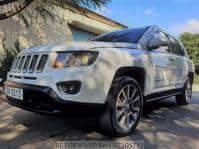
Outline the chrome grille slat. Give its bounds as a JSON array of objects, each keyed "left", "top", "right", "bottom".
[
  {"left": 15, "top": 56, "right": 21, "bottom": 71},
  {"left": 13, "top": 57, "right": 18, "bottom": 70},
  {"left": 18, "top": 56, "right": 25, "bottom": 71},
  {"left": 23, "top": 55, "right": 31, "bottom": 72},
  {"left": 36, "top": 54, "right": 49, "bottom": 72},
  {"left": 28, "top": 55, "right": 39, "bottom": 73}
]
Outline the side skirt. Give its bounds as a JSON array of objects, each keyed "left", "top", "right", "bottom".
[{"left": 144, "top": 88, "right": 183, "bottom": 102}]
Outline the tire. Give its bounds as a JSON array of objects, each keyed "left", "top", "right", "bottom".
[
  {"left": 176, "top": 78, "right": 192, "bottom": 105},
  {"left": 99, "top": 76, "right": 143, "bottom": 137}
]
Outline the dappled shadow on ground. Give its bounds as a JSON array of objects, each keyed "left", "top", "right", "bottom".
[
  {"left": 0, "top": 92, "right": 199, "bottom": 149},
  {"left": 139, "top": 96, "right": 199, "bottom": 149}
]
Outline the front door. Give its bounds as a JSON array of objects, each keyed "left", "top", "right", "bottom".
[{"left": 149, "top": 31, "right": 176, "bottom": 92}]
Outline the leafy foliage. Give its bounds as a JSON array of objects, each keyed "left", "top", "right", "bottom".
[
  {"left": 194, "top": 74, "right": 199, "bottom": 85},
  {"left": 0, "top": 0, "right": 111, "bottom": 20},
  {"left": 0, "top": 39, "right": 21, "bottom": 81},
  {"left": 0, "top": 0, "right": 33, "bottom": 20},
  {"left": 179, "top": 33, "right": 199, "bottom": 74}
]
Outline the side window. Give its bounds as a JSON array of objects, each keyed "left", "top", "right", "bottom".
[
  {"left": 169, "top": 36, "right": 185, "bottom": 56},
  {"left": 159, "top": 32, "right": 170, "bottom": 52},
  {"left": 150, "top": 31, "right": 170, "bottom": 53}
]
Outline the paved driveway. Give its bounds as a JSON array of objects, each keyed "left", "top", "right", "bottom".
[{"left": 0, "top": 90, "right": 199, "bottom": 149}]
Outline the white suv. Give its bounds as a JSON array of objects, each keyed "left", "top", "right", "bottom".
[{"left": 3, "top": 26, "right": 195, "bottom": 136}]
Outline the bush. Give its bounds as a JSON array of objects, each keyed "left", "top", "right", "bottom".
[
  {"left": 194, "top": 75, "right": 199, "bottom": 85},
  {"left": 180, "top": 33, "right": 199, "bottom": 75},
  {"left": 0, "top": 39, "right": 21, "bottom": 82}
]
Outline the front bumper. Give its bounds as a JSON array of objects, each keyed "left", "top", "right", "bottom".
[{"left": 3, "top": 81, "right": 104, "bottom": 115}]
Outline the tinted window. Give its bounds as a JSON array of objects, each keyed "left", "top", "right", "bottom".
[
  {"left": 149, "top": 31, "right": 170, "bottom": 53},
  {"left": 91, "top": 28, "right": 147, "bottom": 43},
  {"left": 169, "top": 36, "right": 185, "bottom": 56}
]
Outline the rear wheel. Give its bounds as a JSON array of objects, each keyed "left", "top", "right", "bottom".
[
  {"left": 176, "top": 78, "right": 192, "bottom": 105},
  {"left": 99, "top": 76, "right": 143, "bottom": 137}
]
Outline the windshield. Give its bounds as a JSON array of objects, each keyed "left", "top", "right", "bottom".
[{"left": 91, "top": 27, "right": 147, "bottom": 43}]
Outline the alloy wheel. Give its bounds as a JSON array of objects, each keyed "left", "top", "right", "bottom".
[
  {"left": 115, "top": 84, "right": 141, "bottom": 130},
  {"left": 185, "top": 81, "right": 192, "bottom": 103}
]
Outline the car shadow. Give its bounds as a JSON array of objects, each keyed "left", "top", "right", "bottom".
[{"left": 0, "top": 92, "right": 199, "bottom": 148}]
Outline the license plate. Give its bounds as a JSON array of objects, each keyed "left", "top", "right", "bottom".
[{"left": 4, "top": 86, "right": 23, "bottom": 100}]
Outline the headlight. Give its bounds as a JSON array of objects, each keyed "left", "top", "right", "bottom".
[{"left": 53, "top": 51, "right": 98, "bottom": 68}]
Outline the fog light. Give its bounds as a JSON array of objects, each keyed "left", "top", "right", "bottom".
[{"left": 57, "top": 81, "right": 81, "bottom": 95}]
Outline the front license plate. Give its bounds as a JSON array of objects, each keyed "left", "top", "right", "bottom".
[{"left": 4, "top": 86, "right": 23, "bottom": 100}]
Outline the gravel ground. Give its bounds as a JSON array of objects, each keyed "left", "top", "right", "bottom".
[{"left": 0, "top": 87, "right": 199, "bottom": 149}]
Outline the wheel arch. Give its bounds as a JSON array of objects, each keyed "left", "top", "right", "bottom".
[{"left": 111, "top": 67, "right": 146, "bottom": 93}]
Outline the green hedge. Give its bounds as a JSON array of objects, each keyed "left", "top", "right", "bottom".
[{"left": 194, "top": 75, "right": 199, "bottom": 85}]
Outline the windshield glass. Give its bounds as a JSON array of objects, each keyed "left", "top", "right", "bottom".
[{"left": 91, "top": 27, "right": 147, "bottom": 43}]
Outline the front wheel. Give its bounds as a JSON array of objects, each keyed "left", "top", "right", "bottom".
[
  {"left": 99, "top": 76, "right": 143, "bottom": 137},
  {"left": 176, "top": 78, "right": 192, "bottom": 105}
]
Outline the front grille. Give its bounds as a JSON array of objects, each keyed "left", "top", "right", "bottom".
[{"left": 11, "top": 54, "right": 49, "bottom": 73}]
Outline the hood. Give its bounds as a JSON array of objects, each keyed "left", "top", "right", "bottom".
[{"left": 20, "top": 41, "right": 138, "bottom": 54}]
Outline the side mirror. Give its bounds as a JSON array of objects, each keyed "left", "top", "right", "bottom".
[{"left": 148, "top": 33, "right": 168, "bottom": 50}]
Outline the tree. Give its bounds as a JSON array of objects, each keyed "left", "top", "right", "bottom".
[
  {"left": 0, "top": 0, "right": 110, "bottom": 20},
  {"left": 0, "top": 0, "right": 33, "bottom": 20},
  {"left": 0, "top": 38, "right": 21, "bottom": 81},
  {"left": 180, "top": 32, "right": 199, "bottom": 74}
]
